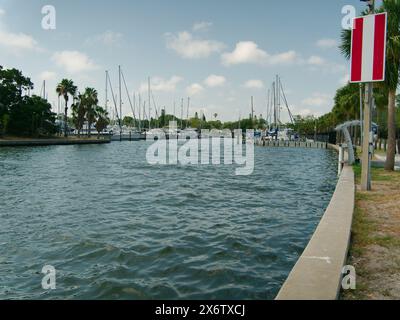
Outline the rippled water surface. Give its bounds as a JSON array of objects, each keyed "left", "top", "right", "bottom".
[{"left": 0, "top": 142, "right": 337, "bottom": 300}]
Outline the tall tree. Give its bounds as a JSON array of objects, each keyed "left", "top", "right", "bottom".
[
  {"left": 0, "top": 66, "right": 33, "bottom": 136},
  {"left": 8, "top": 95, "right": 56, "bottom": 137},
  {"left": 82, "top": 88, "right": 99, "bottom": 137},
  {"left": 56, "top": 79, "right": 77, "bottom": 138},
  {"left": 71, "top": 94, "right": 86, "bottom": 137},
  {"left": 95, "top": 106, "right": 110, "bottom": 139}
]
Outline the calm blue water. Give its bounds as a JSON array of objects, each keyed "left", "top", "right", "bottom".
[{"left": 0, "top": 143, "right": 337, "bottom": 300}]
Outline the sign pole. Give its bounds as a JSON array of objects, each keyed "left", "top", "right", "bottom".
[
  {"left": 361, "top": 0, "right": 375, "bottom": 191},
  {"left": 361, "top": 83, "right": 373, "bottom": 191},
  {"left": 359, "top": 83, "right": 363, "bottom": 147}
]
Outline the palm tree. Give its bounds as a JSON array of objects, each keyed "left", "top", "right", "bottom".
[
  {"left": 95, "top": 106, "right": 110, "bottom": 139},
  {"left": 71, "top": 94, "right": 86, "bottom": 137},
  {"left": 82, "top": 88, "right": 98, "bottom": 138},
  {"left": 340, "top": 1, "right": 400, "bottom": 171},
  {"left": 56, "top": 79, "right": 77, "bottom": 137}
]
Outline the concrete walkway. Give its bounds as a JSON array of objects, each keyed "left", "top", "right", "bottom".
[
  {"left": 374, "top": 154, "right": 400, "bottom": 163},
  {"left": 276, "top": 165, "right": 355, "bottom": 300},
  {"left": 373, "top": 154, "right": 400, "bottom": 171}
]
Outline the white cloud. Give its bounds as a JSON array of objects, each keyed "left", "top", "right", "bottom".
[
  {"left": 244, "top": 79, "right": 264, "bottom": 89},
  {"left": 221, "top": 41, "right": 298, "bottom": 66},
  {"left": 39, "top": 71, "right": 57, "bottom": 81},
  {"left": 0, "top": 10, "right": 41, "bottom": 54},
  {"left": 221, "top": 41, "right": 267, "bottom": 66},
  {"left": 193, "top": 22, "right": 213, "bottom": 32},
  {"left": 204, "top": 74, "right": 226, "bottom": 87},
  {"left": 307, "top": 55, "right": 326, "bottom": 66},
  {"left": 186, "top": 83, "right": 204, "bottom": 96},
  {"left": 294, "top": 108, "right": 314, "bottom": 117},
  {"left": 139, "top": 76, "right": 183, "bottom": 93},
  {"left": 268, "top": 51, "right": 298, "bottom": 65},
  {"left": 301, "top": 93, "right": 332, "bottom": 108},
  {"left": 307, "top": 59, "right": 346, "bottom": 74},
  {"left": 85, "top": 30, "right": 123, "bottom": 46},
  {"left": 316, "top": 38, "right": 338, "bottom": 49},
  {"left": 0, "top": 30, "right": 39, "bottom": 52},
  {"left": 303, "top": 54, "right": 346, "bottom": 74},
  {"left": 52, "top": 51, "right": 99, "bottom": 74},
  {"left": 165, "top": 31, "right": 225, "bottom": 59}
]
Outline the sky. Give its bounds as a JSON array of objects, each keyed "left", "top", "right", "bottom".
[{"left": 0, "top": 0, "right": 379, "bottom": 122}]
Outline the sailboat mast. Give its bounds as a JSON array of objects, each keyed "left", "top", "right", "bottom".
[
  {"left": 273, "top": 81, "right": 276, "bottom": 129},
  {"left": 148, "top": 77, "right": 151, "bottom": 130},
  {"left": 138, "top": 93, "right": 142, "bottom": 131},
  {"left": 251, "top": 96, "right": 254, "bottom": 126},
  {"left": 187, "top": 97, "right": 190, "bottom": 129},
  {"left": 276, "top": 75, "right": 281, "bottom": 129},
  {"left": 266, "top": 89, "right": 270, "bottom": 131},
  {"left": 181, "top": 98, "right": 184, "bottom": 130},
  {"left": 119, "top": 65, "right": 122, "bottom": 131},
  {"left": 133, "top": 92, "right": 137, "bottom": 129},
  {"left": 105, "top": 71, "right": 108, "bottom": 113}
]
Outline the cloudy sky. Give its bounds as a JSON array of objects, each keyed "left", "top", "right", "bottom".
[{"left": 0, "top": 0, "right": 373, "bottom": 122}]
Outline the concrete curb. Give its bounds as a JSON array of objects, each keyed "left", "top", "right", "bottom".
[{"left": 276, "top": 165, "right": 355, "bottom": 300}]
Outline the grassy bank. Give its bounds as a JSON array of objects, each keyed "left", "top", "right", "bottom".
[{"left": 342, "top": 165, "right": 400, "bottom": 300}]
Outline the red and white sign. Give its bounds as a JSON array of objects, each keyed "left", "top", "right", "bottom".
[{"left": 350, "top": 12, "right": 387, "bottom": 83}]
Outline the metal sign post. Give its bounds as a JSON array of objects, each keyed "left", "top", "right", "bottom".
[{"left": 361, "top": 83, "right": 373, "bottom": 191}]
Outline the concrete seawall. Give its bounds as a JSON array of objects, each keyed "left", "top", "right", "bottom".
[
  {"left": 256, "top": 140, "right": 328, "bottom": 149},
  {"left": 0, "top": 138, "right": 111, "bottom": 147},
  {"left": 276, "top": 164, "right": 355, "bottom": 300}
]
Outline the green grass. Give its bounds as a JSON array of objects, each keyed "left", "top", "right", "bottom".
[
  {"left": 350, "top": 207, "right": 376, "bottom": 249},
  {"left": 373, "top": 235, "right": 400, "bottom": 248},
  {"left": 353, "top": 164, "right": 400, "bottom": 184},
  {"left": 342, "top": 165, "right": 400, "bottom": 300}
]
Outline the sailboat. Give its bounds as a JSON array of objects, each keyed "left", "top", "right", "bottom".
[
  {"left": 265, "top": 75, "right": 297, "bottom": 142},
  {"left": 106, "top": 67, "right": 145, "bottom": 141}
]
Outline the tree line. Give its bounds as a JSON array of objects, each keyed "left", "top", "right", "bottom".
[
  {"left": 0, "top": 66, "right": 56, "bottom": 137},
  {"left": 121, "top": 111, "right": 268, "bottom": 132},
  {"left": 0, "top": 66, "right": 110, "bottom": 139},
  {"left": 288, "top": 83, "right": 400, "bottom": 138}
]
